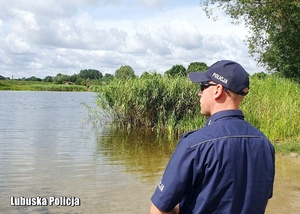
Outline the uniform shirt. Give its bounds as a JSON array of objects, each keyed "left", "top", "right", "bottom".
[{"left": 151, "top": 110, "right": 275, "bottom": 214}]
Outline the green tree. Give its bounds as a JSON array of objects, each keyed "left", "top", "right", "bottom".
[
  {"left": 140, "top": 71, "right": 152, "bottom": 79},
  {"left": 187, "top": 62, "right": 208, "bottom": 73},
  {"left": 53, "top": 73, "right": 71, "bottom": 84},
  {"left": 0, "top": 75, "right": 6, "bottom": 80},
  {"left": 140, "top": 71, "right": 162, "bottom": 79},
  {"left": 75, "top": 77, "right": 85, "bottom": 85},
  {"left": 26, "top": 76, "right": 42, "bottom": 81},
  {"left": 70, "top": 73, "right": 78, "bottom": 82},
  {"left": 251, "top": 72, "right": 268, "bottom": 80},
  {"left": 200, "top": 0, "right": 300, "bottom": 81},
  {"left": 115, "top": 65, "right": 135, "bottom": 79},
  {"left": 79, "top": 69, "right": 102, "bottom": 80},
  {"left": 102, "top": 73, "right": 114, "bottom": 82},
  {"left": 43, "top": 76, "right": 53, "bottom": 82},
  {"left": 165, "top": 64, "right": 187, "bottom": 77}
]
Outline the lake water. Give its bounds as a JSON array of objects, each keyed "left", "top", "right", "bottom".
[{"left": 0, "top": 91, "right": 299, "bottom": 214}]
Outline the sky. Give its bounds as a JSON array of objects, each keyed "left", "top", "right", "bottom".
[{"left": 0, "top": 0, "right": 263, "bottom": 79}]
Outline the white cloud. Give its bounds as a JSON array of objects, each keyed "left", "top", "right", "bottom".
[
  {"left": 28, "top": 60, "right": 43, "bottom": 70},
  {"left": 0, "top": 1, "right": 261, "bottom": 79},
  {"left": 163, "top": 19, "right": 203, "bottom": 50},
  {"left": 0, "top": 18, "right": 3, "bottom": 30},
  {"left": 138, "top": 0, "right": 166, "bottom": 9},
  {"left": 5, "top": 34, "right": 32, "bottom": 54},
  {"left": 1, "top": 0, "right": 76, "bottom": 18}
]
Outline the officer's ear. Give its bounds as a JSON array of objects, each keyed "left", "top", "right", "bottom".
[
  {"left": 215, "top": 84, "right": 223, "bottom": 96},
  {"left": 214, "top": 85, "right": 223, "bottom": 98}
]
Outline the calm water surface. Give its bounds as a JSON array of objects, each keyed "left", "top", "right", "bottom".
[{"left": 0, "top": 91, "right": 299, "bottom": 214}]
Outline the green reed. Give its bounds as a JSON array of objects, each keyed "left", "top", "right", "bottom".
[
  {"left": 241, "top": 75, "right": 300, "bottom": 143},
  {"left": 97, "top": 73, "right": 300, "bottom": 151},
  {"left": 97, "top": 73, "right": 204, "bottom": 136}
]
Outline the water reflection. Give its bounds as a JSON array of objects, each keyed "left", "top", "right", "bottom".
[
  {"left": 95, "top": 127, "right": 300, "bottom": 213},
  {"left": 94, "top": 127, "right": 176, "bottom": 183}
]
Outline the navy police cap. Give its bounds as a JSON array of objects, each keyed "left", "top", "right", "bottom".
[{"left": 189, "top": 60, "right": 250, "bottom": 96}]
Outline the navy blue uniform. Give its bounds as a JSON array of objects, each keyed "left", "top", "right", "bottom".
[{"left": 151, "top": 110, "right": 275, "bottom": 214}]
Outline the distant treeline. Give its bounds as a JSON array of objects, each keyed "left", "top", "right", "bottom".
[
  {"left": 0, "top": 62, "right": 277, "bottom": 87},
  {"left": 0, "top": 62, "right": 211, "bottom": 86},
  {"left": 0, "top": 61, "right": 284, "bottom": 93}
]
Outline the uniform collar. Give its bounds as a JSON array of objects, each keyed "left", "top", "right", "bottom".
[{"left": 205, "top": 110, "right": 244, "bottom": 126}]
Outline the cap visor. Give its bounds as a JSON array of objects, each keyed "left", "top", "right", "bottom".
[{"left": 188, "top": 72, "right": 210, "bottom": 83}]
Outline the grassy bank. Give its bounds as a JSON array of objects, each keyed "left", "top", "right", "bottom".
[
  {"left": 0, "top": 80, "right": 87, "bottom": 91},
  {"left": 96, "top": 73, "right": 300, "bottom": 154}
]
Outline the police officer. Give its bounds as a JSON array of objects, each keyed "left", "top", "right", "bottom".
[{"left": 150, "top": 60, "right": 275, "bottom": 214}]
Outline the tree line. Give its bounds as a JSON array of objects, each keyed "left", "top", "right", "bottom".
[{"left": 0, "top": 62, "right": 210, "bottom": 86}]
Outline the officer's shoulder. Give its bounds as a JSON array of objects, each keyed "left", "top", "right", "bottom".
[
  {"left": 181, "top": 130, "right": 197, "bottom": 138},
  {"left": 180, "top": 126, "right": 214, "bottom": 140}
]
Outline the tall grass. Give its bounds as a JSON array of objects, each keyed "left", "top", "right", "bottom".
[
  {"left": 97, "top": 73, "right": 203, "bottom": 137},
  {"left": 241, "top": 75, "right": 300, "bottom": 142},
  {"left": 97, "top": 74, "right": 300, "bottom": 144}
]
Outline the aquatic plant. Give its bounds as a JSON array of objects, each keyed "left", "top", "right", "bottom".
[
  {"left": 97, "top": 73, "right": 203, "bottom": 136},
  {"left": 241, "top": 75, "right": 300, "bottom": 143},
  {"left": 97, "top": 73, "right": 300, "bottom": 145}
]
